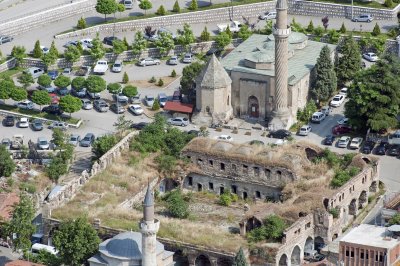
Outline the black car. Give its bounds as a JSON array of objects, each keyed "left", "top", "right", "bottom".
[
  {"left": 3, "top": 115, "right": 15, "bottom": 126},
  {"left": 206, "top": 47, "right": 223, "bottom": 57},
  {"left": 31, "top": 119, "right": 44, "bottom": 131},
  {"left": 375, "top": 141, "right": 388, "bottom": 155},
  {"left": 268, "top": 129, "right": 292, "bottom": 139},
  {"left": 387, "top": 144, "right": 400, "bottom": 156},
  {"left": 0, "top": 35, "right": 13, "bottom": 45},
  {"left": 361, "top": 140, "right": 376, "bottom": 154},
  {"left": 324, "top": 135, "right": 335, "bottom": 145},
  {"left": 131, "top": 122, "right": 149, "bottom": 130},
  {"left": 47, "top": 70, "right": 59, "bottom": 80},
  {"left": 42, "top": 105, "right": 63, "bottom": 115},
  {"left": 187, "top": 130, "right": 200, "bottom": 136},
  {"left": 103, "top": 36, "right": 120, "bottom": 46}
]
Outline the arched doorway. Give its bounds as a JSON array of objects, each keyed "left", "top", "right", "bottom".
[
  {"left": 195, "top": 254, "right": 211, "bottom": 266},
  {"left": 173, "top": 250, "right": 189, "bottom": 266},
  {"left": 304, "top": 236, "right": 314, "bottom": 252},
  {"left": 349, "top": 198, "right": 357, "bottom": 215},
  {"left": 248, "top": 96, "right": 259, "bottom": 118},
  {"left": 291, "top": 245, "right": 301, "bottom": 266},
  {"left": 217, "top": 258, "right": 232, "bottom": 266},
  {"left": 359, "top": 190, "right": 367, "bottom": 209},
  {"left": 314, "top": 236, "right": 325, "bottom": 251},
  {"left": 278, "top": 254, "right": 288, "bottom": 266}
]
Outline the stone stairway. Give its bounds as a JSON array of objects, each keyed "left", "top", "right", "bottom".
[{"left": 60, "top": 150, "right": 93, "bottom": 184}]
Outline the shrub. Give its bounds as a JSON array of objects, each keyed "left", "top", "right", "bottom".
[
  {"left": 219, "top": 192, "right": 232, "bottom": 206},
  {"left": 188, "top": 0, "right": 198, "bottom": 10},
  {"left": 328, "top": 207, "right": 339, "bottom": 218},
  {"left": 149, "top": 76, "right": 156, "bottom": 83},
  {"left": 156, "top": 5, "right": 166, "bottom": 15},
  {"left": 165, "top": 189, "right": 189, "bottom": 218},
  {"left": 152, "top": 99, "right": 160, "bottom": 110},
  {"left": 313, "top": 26, "right": 324, "bottom": 37},
  {"left": 306, "top": 20, "right": 314, "bottom": 33},
  {"left": 157, "top": 78, "right": 164, "bottom": 86},
  {"left": 172, "top": 0, "right": 181, "bottom": 12},
  {"left": 171, "top": 69, "right": 177, "bottom": 77},
  {"left": 372, "top": 23, "right": 381, "bottom": 36},
  {"left": 155, "top": 154, "right": 176, "bottom": 172},
  {"left": 77, "top": 17, "right": 87, "bottom": 29},
  {"left": 385, "top": 0, "right": 393, "bottom": 7},
  {"left": 247, "top": 215, "right": 286, "bottom": 242},
  {"left": 339, "top": 22, "right": 347, "bottom": 34},
  {"left": 92, "top": 134, "right": 118, "bottom": 158}
]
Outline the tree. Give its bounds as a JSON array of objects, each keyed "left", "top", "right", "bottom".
[
  {"left": 384, "top": 0, "right": 393, "bottom": 7},
  {"left": 155, "top": 32, "right": 175, "bottom": 56},
  {"left": 49, "top": 41, "right": 59, "bottom": 58},
  {"left": 52, "top": 128, "right": 67, "bottom": 151},
  {"left": 112, "top": 39, "right": 127, "bottom": 55},
  {"left": 344, "top": 54, "right": 400, "bottom": 132},
  {"left": 172, "top": 0, "right": 181, "bottom": 12},
  {"left": 122, "top": 72, "right": 129, "bottom": 84},
  {"left": 123, "top": 37, "right": 130, "bottom": 50},
  {"left": 335, "top": 35, "right": 361, "bottom": 86},
  {"left": 311, "top": 45, "right": 337, "bottom": 102},
  {"left": 200, "top": 26, "right": 211, "bottom": 42},
  {"left": 107, "top": 82, "right": 122, "bottom": 95},
  {"left": 113, "top": 115, "right": 132, "bottom": 134},
  {"left": 33, "top": 40, "right": 43, "bottom": 58},
  {"left": 54, "top": 75, "right": 71, "bottom": 88},
  {"left": 177, "top": 23, "right": 196, "bottom": 51},
  {"left": 11, "top": 46, "right": 26, "bottom": 65},
  {"left": 139, "top": 0, "right": 152, "bottom": 15},
  {"left": 306, "top": 20, "right": 314, "bottom": 33},
  {"left": 85, "top": 75, "right": 106, "bottom": 93},
  {"left": 71, "top": 77, "right": 86, "bottom": 90},
  {"left": 188, "top": 0, "right": 198, "bottom": 10},
  {"left": 46, "top": 155, "right": 68, "bottom": 181},
  {"left": 43, "top": 41, "right": 59, "bottom": 67},
  {"left": 233, "top": 247, "right": 248, "bottom": 266},
  {"left": 92, "top": 134, "right": 118, "bottom": 158},
  {"left": 76, "top": 41, "right": 84, "bottom": 55},
  {"left": 59, "top": 95, "right": 82, "bottom": 117},
  {"left": 171, "top": 69, "right": 177, "bottom": 77},
  {"left": 117, "top": 3, "right": 125, "bottom": 16},
  {"left": 152, "top": 99, "right": 160, "bottom": 110},
  {"left": 29, "top": 249, "right": 61, "bottom": 266},
  {"left": 17, "top": 72, "right": 34, "bottom": 89},
  {"left": 64, "top": 46, "right": 81, "bottom": 62},
  {"left": 95, "top": 0, "right": 117, "bottom": 21},
  {"left": 180, "top": 62, "right": 203, "bottom": 95},
  {"left": 264, "top": 20, "right": 273, "bottom": 35},
  {"left": 0, "top": 145, "right": 15, "bottom": 177},
  {"left": 238, "top": 25, "right": 252, "bottom": 41},
  {"left": 31, "top": 90, "right": 51, "bottom": 110},
  {"left": 132, "top": 31, "right": 147, "bottom": 57},
  {"left": 339, "top": 22, "right": 346, "bottom": 34},
  {"left": 165, "top": 189, "right": 189, "bottom": 218},
  {"left": 215, "top": 31, "right": 232, "bottom": 49},
  {"left": 0, "top": 79, "right": 14, "bottom": 102},
  {"left": 90, "top": 37, "right": 105, "bottom": 61},
  {"left": 389, "top": 213, "right": 400, "bottom": 225},
  {"left": 37, "top": 74, "right": 52, "bottom": 88},
  {"left": 10, "top": 87, "right": 27, "bottom": 102},
  {"left": 77, "top": 17, "right": 87, "bottom": 29},
  {"left": 5, "top": 195, "right": 35, "bottom": 252},
  {"left": 53, "top": 217, "right": 100, "bottom": 266},
  {"left": 263, "top": 215, "right": 286, "bottom": 240},
  {"left": 122, "top": 85, "right": 137, "bottom": 97},
  {"left": 372, "top": 23, "right": 381, "bottom": 36},
  {"left": 156, "top": 5, "right": 166, "bottom": 15}
]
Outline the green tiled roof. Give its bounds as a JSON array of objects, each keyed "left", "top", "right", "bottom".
[{"left": 222, "top": 33, "right": 336, "bottom": 86}]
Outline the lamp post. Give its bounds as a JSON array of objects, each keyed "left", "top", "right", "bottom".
[{"left": 351, "top": 0, "right": 354, "bottom": 20}]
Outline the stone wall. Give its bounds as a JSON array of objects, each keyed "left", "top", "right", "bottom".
[{"left": 0, "top": 58, "right": 17, "bottom": 72}]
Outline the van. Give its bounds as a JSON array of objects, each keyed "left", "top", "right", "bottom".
[
  {"left": 304, "top": 249, "right": 318, "bottom": 259},
  {"left": 31, "top": 243, "right": 58, "bottom": 256},
  {"left": 25, "top": 67, "right": 44, "bottom": 79},
  {"left": 172, "top": 91, "right": 181, "bottom": 102},
  {"left": 124, "top": 0, "right": 133, "bottom": 9},
  {"left": 311, "top": 112, "right": 326, "bottom": 124}
]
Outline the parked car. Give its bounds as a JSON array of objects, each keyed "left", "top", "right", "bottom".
[
  {"left": 352, "top": 14, "right": 373, "bottom": 22},
  {"left": 18, "top": 117, "right": 29, "bottom": 128},
  {"left": 268, "top": 129, "right": 292, "bottom": 139},
  {"left": 131, "top": 122, "right": 149, "bottom": 130},
  {"left": 139, "top": 58, "right": 160, "bottom": 66},
  {"left": 16, "top": 100, "right": 34, "bottom": 110},
  {"left": 42, "top": 86, "right": 56, "bottom": 93},
  {"left": 144, "top": 95, "right": 155, "bottom": 107},
  {"left": 112, "top": 60, "right": 123, "bottom": 73},
  {"left": 48, "top": 121, "right": 68, "bottom": 131},
  {"left": 49, "top": 93, "right": 60, "bottom": 104},
  {"left": 311, "top": 111, "right": 326, "bottom": 124},
  {"left": 69, "top": 135, "right": 81, "bottom": 146},
  {"left": 375, "top": 141, "right": 389, "bottom": 155},
  {"left": 337, "top": 117, "right": 349, "bottom": 125},
  {"left": 1, "top": 138, "right": 11, "bottom": 149},
  {"left": 310, "top": 254, "right": 325, "bottom": 262},
  {"left": 47, "top": 70, "right": 58, "bottom": 80},
  {"left": 363, "top": 52, "right": 378, "bottom": 62},
  {"left": 80, "top": 39, "right": 93, "bottom": 48},
  {"left": 362, "top": 140, "right": 376, "bottom": 154},
  {"left": 188, "top": 130, "right": 201, "bottom": 137},
  {"left": 320, "top": 106, "right": 331, "bottom": 116},
  {"left": 57, "top": 87, "right": 69, "bottom": 96},
  {"left": 206, "top": 47, "right": 223, "bottom": 57},
  {"left": 110, "top": 103, "right": 125, "bottom": 114},
  {"left": 349, "top": 137, "right": 363, "bottom": 149},
  {"left": 24, "top": 67, "right": 44, "bottom": 79},
  {"left": 330, "top": 94, "right": 345, "bottom": 107},
  {"left": 339, "top": 87, "right": 348, "bottom": 97},
  {"left": 158, "top": 93, "right": 168, "bottom": 107},
  {"left": 332, "top": 124, "right": 352, "bottom": 135},
  {"left": 0, "top": 35, "right": 13, "bottom": 45},
  {"left": 63, "top": 68, "right": 72, "bottom": 75},
  {"left": 71, "top": 87, "right": 87, "bottom": 98},
  {"left": 64, "top": 40, "right": 78, "bottom": 48},
  {"left": 113, "top": 93, "right": 129, "bottom": 105},
  {"left": 130, "top": 94, "right": 141, "bottom": 104},
  {"left": 11, "top": 135, "right": 24, "bottom": 150},
  {"left": 103, "top": 36, "right": 120, "bottom": 46},
  {"left": 124, "top": 0, "right": 133, "bottom": 8},
  {"left": 172, "top": 90, "right": 181, "bottom": 102},
  {"left": 42, "top": 104, "right": 63, "bottom": 115},
  {"left": 182, "top": 53, "right": 193, "bottom": 63},
  {"left": 3, "top": 115, "right": 15, "bottom": 127},
  {"left": 338, "top": 136, "right": 351, "bottom": 148},
  {"left": 216, "top": 135, "right": 233, "bottom": 141},
  {"left": 31, "top": 119, "right": 44, "bottom": 131},
  {"left": 37, "top": 137, "right": 50, "bottom": 150},
  {"left": 168, "top": 56, "right": 178, "bottom": 65},
  {"left": 93, "top": 99, "right": 109, "bottom": 112},
  {"left": 87, "top": 91, "right": 101, "bottom": 99},
  {"left": 128, "top": 104, "right": 144, "bottom": 115},
  {"left": 259, "top": 11, "right": 276, "bottom": 20},
  {"left": 298, "top": 125, "right": 312, "bottom": 136},
  {"left": 167, "top": 117, "right": 189, "bottom": 126},
  {"left": 80, "top": 133, "right": 95, "bottom": 147},
  {"left": 81, "top": 99, "right": 93, "bottom": 110},
  {"left": 75, "top": 66, "right": 91, "bottom": 76},
  {"left": 324, "top": 135, "right": 335, "bottom": 145},
  {"left": 388, "top": 144, "right": 400, "bottom": 156}
]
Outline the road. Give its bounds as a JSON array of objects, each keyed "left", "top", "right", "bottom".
[{"left": 0, "top": 246, "right": 19, "bottom": 265}]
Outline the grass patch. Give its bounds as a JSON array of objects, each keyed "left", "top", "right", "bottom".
[{"left": 0, "top": 67, "right": 22, "bottom": 79}]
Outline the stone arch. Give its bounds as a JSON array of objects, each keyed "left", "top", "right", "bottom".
[
  {"left": 349, "top": 198, "right": 357, "bottom": 215},
  {"left": 245, "top": 216, "right": 262, "bottom": 232},
  {"left": 173, "top": 250, "right": 189, "bottom": 265},
  {"left": 314, "top": 236, "right": 325, "bottom": 251},
  {"left": 359, "top": 190, "right": 368, "bottom": 209},
  {"left": 278, "top": 253, "right": 288, "bottom": 266},
  {"left": 227, "top": 96, "right": 230, "bottom": 106},
  {"left": 195, "top": 254, "right": 211, "bottom": 266},
  {"left": 248, "top": 96, "right": 259, "bottom": 118},
  {"left": 304, "top": 236, "right": 314, "bottom": 252},
  {"left": 369, "top": 181, "right": 378, "bottom": 192},
  {"left": 217, "top": 257, "right": 233, "bottom": 266},
  {"left": 323, "top": 198, "right": 329, "bottom": 210},
  {"left": 362, "top": 157, "right": 371, "bottom": 164},
  {"left": 206, "top": 106, "right": 210, "bottom": 113},
  {"left": 291, "top": 245, "right": 301, "bottom": 266}
]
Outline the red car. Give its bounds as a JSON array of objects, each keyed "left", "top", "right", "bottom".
[
  {"left": 332, "top": 124, "right": 352, "bottom": 135},
  {"left": 49, "top": 93, "right": 60, "bottom": 104}
]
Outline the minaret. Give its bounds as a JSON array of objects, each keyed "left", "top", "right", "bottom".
[
  {"left": 140, "top": 185, "right": 159, "bottom": 266},
  {"left": 272, "top": 0, "right": 291, "bottom": 124}
]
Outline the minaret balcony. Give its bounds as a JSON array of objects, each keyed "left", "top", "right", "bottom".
[{"left": 273, "top": 27, "right": 291, "bottom": 37}]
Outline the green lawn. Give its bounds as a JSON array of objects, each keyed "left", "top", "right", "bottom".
[{"left": 0, "top": 67, "right": 22, "bottom": 79}]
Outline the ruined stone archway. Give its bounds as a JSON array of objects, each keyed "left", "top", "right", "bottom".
[
  {"left": 248, "top": 96, "right": 259, "bottom": 118},
  {"left": 245, "top": 216, "right": 262, "bottom": 233},
  {"left": 369, "top": 181, "right": 378, "bottom": 192},
  {"left": 314, "top": 236, "right": 325, "bottom": 251},
  {"left": 304, "top": 236, "right": 314, "bottom": 252},
  {"left": 173, "top": 250, "right": 189, "bottom": 266},
  {"left": 291, "top": 245, "right": 301, "bottom": 266},
  {"left": 217, "top": 257, "right": 233, "bottom": 266},
  {"left": 349, "top": 198, "right": 358, "bottom": 215},
  {"left": 195, "top": 254, "right": 211, "bottom": 266},
  {"left": 278, "top": 254, "right": 288, "bottom": 266},
  {"left": 359, "top": 190, "right": 368, "bottom": 209}
]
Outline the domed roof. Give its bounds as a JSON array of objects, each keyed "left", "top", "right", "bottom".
[
  {"left": 235, "top": 146, "right": 253, "bottom": 156},
  {"left": 245, "top": 51, "right": 274, "bottom": 63},
  {"left": 213, "top": 141, "right": 234, "bottom": 152}
]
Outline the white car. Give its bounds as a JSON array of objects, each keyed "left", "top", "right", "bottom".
[
  {"left": 16, "top": 100, "right": 34, "bottom": 110},
  {"left": 69, "top": 135, "right": 81, "bottom": 146},
  {"left": 18, "top": 117, "right": 29, "bottom": 128},
  {"left": 80, "top": 38, "right": 93, "bottom": 48},
  {"left": 139, "top": 58, "right": 160, "bottom": 66},
  {"left": 144, "top": 95, "right": 155, "bottom": 107},
  {"left": 182, "top": 53, "right": 193, "bottom": 63},
  {"left": 259, "top": 11, "right": 276, "bottom": 20},
  {"left": 337, "top": 117, "right": 349, "bottom": 125},
  {"left": 37, "top": 137, "right": 50, "bottom": 150},
  {"left": 167, "top": 117, "right": 189, "bottom": 127},
  {"left": 216, "top": 135, "right": 233, "bottom": 141},
  {"left": 40, "top": 46, "right": 49, "bottom": 54},
  {"left": 128, "top": 104, "right": 144, "bottom": 115},
  {"left": 330, "top": 94, "right": 345, "bottom": 107},
  {"left": 49, "top": 121, "right": 68, "bottom": 131},
  {"left": 81, "top": 99, "right": 93, "bottom": 110},
  {"left": 320, "top": 106, "right": 331, "bottom": 116},
  {"left": 349, "top": 137, "right": 363, "bottom": 149},
  {"left": 112, "top": 60, "right": 123, "bottom": 73},
  {"left": 340, "top": 87, "right": 348, "bottom": 97},
  {"left": 363, "top": 52, "right": 378, "bottom": 62},
  {"left": 338, "top": 136, "right": 351, "bottom": 148},
  {"left": 298, "top": 125, "right": 312, "bottom": 136}
]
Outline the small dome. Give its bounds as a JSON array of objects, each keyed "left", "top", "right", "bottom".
[
  {"left": 246, "top": 51, "right": 274, "bottom": 63},
  {"left": 213, "top": 142, "right": 234, "bottom": 152},
  {"left": 267, "top": 32, "right": 308, "bottom": 44},
  {"left": 235, "top": 146, "right": 253, "bottom": 156}
]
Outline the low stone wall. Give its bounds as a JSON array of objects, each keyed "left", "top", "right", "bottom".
[{"left": 0, "top": 58, "right": 17, "bottom": 72}]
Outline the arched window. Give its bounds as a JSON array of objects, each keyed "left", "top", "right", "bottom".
[
  {"left": 206, "top": 106, "right": 210, "bottom": 113},
  {"left": 227, "top": 96, "right": 230, "bottom": 106}
]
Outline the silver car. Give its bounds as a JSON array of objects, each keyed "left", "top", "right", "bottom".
[
  {"left": 37, "top": 137, "right": 50, "bottom": 150},
  {"left": 168, "top": 56, "right": 178, "bottom": 65},
  {"left": 69, "top": 135, "right": 81, "bottom": 146},
  {"left": 94, "top": 99, "right": 109, "bottom": 112},
  {"left": 352, "top": 14, "right": 373, "bottom": 22},
  {"left": 139, "top": 58, "right": 161, "bottom": 66},
  {"left": 182, "top": 53, "right": 193, "bottom": 63},
  {"left": 49, "top": 121, "right": 68, "bottom": 131},
  {"left": 80, "top": 133, "right": 95, "bottom": 147},
  {"left": 112, "top": 60, "right": 123, "bottom": 73},
  {"left": 81, "top": 99, "right": 93, "bottom": 110},
  {"left": 167, "top": 117, "right": 189, "bottom": 127}
]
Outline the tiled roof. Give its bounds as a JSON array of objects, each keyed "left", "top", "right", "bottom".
[
  {"left": 0, "top": 193, "right": 19, "bottom": 221},
  {"left": 5, "top": 260, "right": 45, "bottom": 266},
  {"left": 164, "top": 101, "right": 194, "bottom": 113}
]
